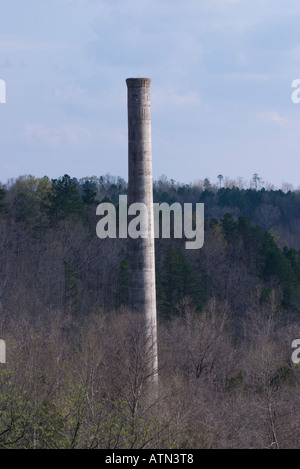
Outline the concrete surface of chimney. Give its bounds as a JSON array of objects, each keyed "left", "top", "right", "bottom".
[{"left": 126, "top": 77, "right": 158, "bottom": 384}]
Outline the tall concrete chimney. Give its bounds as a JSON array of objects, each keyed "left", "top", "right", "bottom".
[{"left": 126, "top": 78, "right": 158, "bottom": 386}]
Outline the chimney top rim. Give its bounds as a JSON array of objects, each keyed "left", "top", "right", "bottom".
[{"left": 126, "top": 78, "right": 151, "bottom": 87}]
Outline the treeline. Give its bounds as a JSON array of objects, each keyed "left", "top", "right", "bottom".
[
  {"left": 3, "top": 172, "right": 300, "bottom": 248},
  {"left": 1, "top": 173, "right": 300, "bottom": 320},
  {"left": 152, "top": 175, "right": 300, "bottom": 250}
]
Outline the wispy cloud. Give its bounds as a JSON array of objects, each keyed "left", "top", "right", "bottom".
[
  {"left": 21, "top": 122, "right": 92, "bottom": 147},
  {"left": 152, "top": 89, "right": 200, "bottom": 109},
  {"left": 258, "top": 111, "right": 300, "bottom": 133},
  {"left": 0, "top": 37, "right": 73, "bottom": 53}
]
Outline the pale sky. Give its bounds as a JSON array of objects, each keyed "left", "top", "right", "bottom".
[{"left": 1, "top": 0, "right": 300, "bottom": 188}]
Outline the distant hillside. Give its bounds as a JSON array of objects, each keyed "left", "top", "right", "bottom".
[{"left": 0, "top": 173, "right": 300, "bottom": 323}]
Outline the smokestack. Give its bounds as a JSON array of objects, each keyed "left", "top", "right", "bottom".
[{"left": 126, "top": 78, "right": 158, "bottom": 386}]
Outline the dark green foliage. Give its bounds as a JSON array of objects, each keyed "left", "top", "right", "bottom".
[
  {"left": 13, "top": 192, "right": 34, "bottom": 223},
  {"left": 220, "top": 211, "right": 300, "bottom": 309},
  {"left": 81, "top": 179, "right": 98, "bottom": 205},
  {"left": 259, "top": 231, "right": 299, "bottom": 306},
  {"left": 158, "top": 247, "right": 203, "bottom": 316},
  {"left": 221, "top": 213, "right": 239, "bottom": 241},
  {"left": 218, "top": 188, "right": 264, "bottom": 217},
  {"left": 283, "top": 246, "right": 300, "bottom": 280},
  {"left": 45, "top": 174, "right": 84, "bottom": 223},
  {"left": 199, "top": 189, "right": 216, "bottom": 209},
  {"left": 100, "top": 196, "right": 112, "bottom": 204},
  {"left": 0, "top": 187, "right": 7, "bottom": 215}
]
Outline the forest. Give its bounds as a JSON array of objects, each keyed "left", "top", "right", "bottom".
[{"left": 1, "top": 173, "right": 300, "bottom": 449}]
